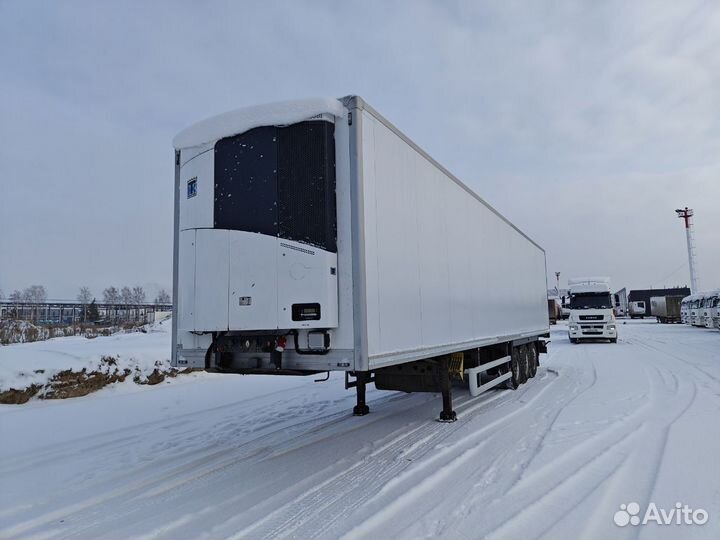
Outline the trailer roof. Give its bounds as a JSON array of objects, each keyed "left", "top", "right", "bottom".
[
  {"left": 341, "top": 96, "right": 546, "bottom": 254},
  {"left": 173, "top": 97, "right": 347, "bottom": 149}
]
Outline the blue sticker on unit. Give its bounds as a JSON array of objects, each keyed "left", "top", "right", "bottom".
[{"left": 187, "top": 177, "right": 197, "bottom": 198}]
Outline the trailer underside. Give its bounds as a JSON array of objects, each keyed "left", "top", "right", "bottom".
[{"left": 199, "top": 333, "right": 549, "bottom": 422}]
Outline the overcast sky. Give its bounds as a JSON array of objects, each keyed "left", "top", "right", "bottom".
[{"left": 1, "top": 0, "right": 718, "bottom": 300}]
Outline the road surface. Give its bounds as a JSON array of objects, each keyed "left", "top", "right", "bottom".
[{"left": 1, "top": 320, "right": 719, "bottom": 539}]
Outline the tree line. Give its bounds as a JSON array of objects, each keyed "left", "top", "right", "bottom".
[{"left": 1, "top": 285, "right": 171, "bottom": 305}]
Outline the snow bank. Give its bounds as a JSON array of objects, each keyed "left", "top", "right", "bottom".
[
  {"left": 173, "top": 97, "right": 347, "bottom": 149},
  {"left": 0, "top": 319, "right": 176, "bottom": 400},
  {"left": 0, "top": 319, "right": 147, "bottom": 345}
]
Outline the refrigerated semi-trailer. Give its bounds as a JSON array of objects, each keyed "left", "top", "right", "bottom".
[{"left": 171, "top": 96, "right": 549, "bottom": 421}]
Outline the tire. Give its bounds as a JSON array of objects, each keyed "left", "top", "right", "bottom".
[
  {"left": 507, "top": 347, "right": 522, "bottom": 389},
  {"left": 527, "top": 343, "right": 538, "bottom": 378},
  {"left": 570, "top": 338, "right": 579, "bottom": 344},
  {"left": 518, "top": 345, "right": 529, "bottom": 384},
  {"left": 610, "top": 338, "right": 617, "bottom": 343}
]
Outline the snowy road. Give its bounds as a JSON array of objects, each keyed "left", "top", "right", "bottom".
[{"left": 1, "top": 321, "right": 719, "bottom": 539}]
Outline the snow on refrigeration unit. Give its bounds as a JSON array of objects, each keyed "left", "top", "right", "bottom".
[{"left": 171, "top": 96, "right": 550, "bottom": 421}]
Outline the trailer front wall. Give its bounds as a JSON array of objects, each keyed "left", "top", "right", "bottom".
[{"left": 359, "top": 109, "right": 548, "bottom": 368}]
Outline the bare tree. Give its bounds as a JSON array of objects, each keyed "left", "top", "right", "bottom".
[
  {"left": 131, "top": 286, "right": 146, "bottom": 305},
  {"left": 17, "top": 285, "right": 47, "bottom": 321},
  {"left": 103, "top": 286, "right": 119, "bottom": 303},
  {"left": 21, "top": 285, "right": 47, "bottom": 303},
  {"left": 120, "top": 287, "right": 133, "bottom": 322},
  {"left": 77, "top": 287, "right": 92, "bottom": 304},
  {"left": 103, "top": 286, "right": 120, "bottom": 322},
  {"left": 155, "top": 289, "right": 171, "bottom": 305},
  {"left": 0, "top": 289, "right": 4, "bottom": 300},
  {"left": 9, "top": 290, "right": 22, "bottom": 302},
  {"left": 120, "top": 287, "right": 133, "bottom": 304},
  {"left": 77, "top": 287, "right": 92, "bottom": 322}
]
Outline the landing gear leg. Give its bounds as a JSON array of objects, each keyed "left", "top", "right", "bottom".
[
  {"left": 353, "top": 372, "right": 370, "bottom": 416},
  {"left": 439, "top": 357, "right": 457, "bottom": 422}
]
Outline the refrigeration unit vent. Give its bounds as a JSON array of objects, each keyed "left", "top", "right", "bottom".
[{"left": 214, "top": 121, "right": 337, "bottom": 253}]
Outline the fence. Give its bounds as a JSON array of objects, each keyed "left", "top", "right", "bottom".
[{"left": 0, "top": 301, "right": 173, "bottom": 325}]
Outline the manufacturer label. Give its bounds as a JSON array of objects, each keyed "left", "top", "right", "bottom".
[{"left": 187, "top": 177, "right": 197, "bottom": 198}]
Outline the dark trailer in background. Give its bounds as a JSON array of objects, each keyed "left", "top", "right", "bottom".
[{"left": 628, "top": 287, "right": 691, "bottom": 317}]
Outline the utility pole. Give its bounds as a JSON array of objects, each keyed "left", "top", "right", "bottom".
[
  {"left": 675, "top": 207, "right": 699, "bottom": 293},
  {"left": 555, "top": 272, "right": 561, "bottom": 294}
]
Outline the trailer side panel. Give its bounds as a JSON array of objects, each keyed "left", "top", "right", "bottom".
[{"left": 359, "top": 108, "right": 548, "bottom": 369}]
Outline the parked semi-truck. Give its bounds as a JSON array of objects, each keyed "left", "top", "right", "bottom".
[
  {"left": 171, "top": 96, "right": 549, "bottom": 421},
  {"left": 688, "top": 294, "right": 703, "bottom": 326},
  {"left": 700, "top": 290, "right": 720, "bottom": 328},
  {"left": 650, "top": 295, "right": 683, "bottom": 323},
  {"left": 681, "top": 296, "right": 690, "bottom": 324},
  {"left": 567, "top": 277, "right": 617, "bottom": 343},
  {"left": 547, "top": 297, "right": 562, "bottom": 325}
]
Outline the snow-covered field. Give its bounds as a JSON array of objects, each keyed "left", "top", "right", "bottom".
[
  {"left": 1, "top": 320, "right": 719, "bottom": 539},
  {"left": 0, "top": 320, "right": 173, "bottom": 393}
]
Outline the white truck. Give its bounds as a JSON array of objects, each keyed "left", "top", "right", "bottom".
[
  {"left": 567, "top": 278, "right": 617, "bottom": 343},
  {"left": 171, "top": 96, "right": 549, "bottom": 421},
  {"left": 629, "top": 300, "right": 646, "bottom": 319},
  {"left": 688, "top": 294, "right": 703, "bottom": 326},
  {"left": 700, "top": 290, "right": 720, "bottom": 328},
  {"left": 681, "top": 296, "right": 690, "bottom": 324}
]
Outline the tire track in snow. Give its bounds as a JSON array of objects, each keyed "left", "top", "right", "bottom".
[
  {"left": 202, "top": 373, "right": 557, "bottom": 540},
  {"left": 1, "top": 391, "right": 420, "bottom": 538},
  {"left": 285, "top": 372, "right": 559, "bottom": 540},
  {"left": 344, "top": 363, "right": 593, "bottom": 540},
  {"left": 477, "top": 343, "right": 698, "bottom": 540},
  {"left": 630, "top": 335, "right": 720, "bottom": 388},
  {"left": 0, "top": 383, "right": 357, "bottom": 475}
]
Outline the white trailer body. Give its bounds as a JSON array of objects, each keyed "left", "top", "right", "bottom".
[
  {"left": 650, "top": 295, "right": 683, "bottom": 323},
  {"left": 172, "top": 96, "right": 548, "bottom": 419}
]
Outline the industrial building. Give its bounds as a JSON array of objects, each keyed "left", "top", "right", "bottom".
[{"left": 627, "top": 287, "right": 691, "bottom": 317}]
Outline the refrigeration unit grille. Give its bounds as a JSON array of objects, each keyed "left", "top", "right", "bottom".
[
  {"left": 278, "top": 121, "right": 336, "bottom": 253},
  {"left": 213, "top": 121, "right": 337, "bottom": 253}
]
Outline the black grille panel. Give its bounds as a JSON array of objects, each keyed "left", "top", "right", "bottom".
[
  {"left": 278, "top": 122, "right": 336, "bottom": 252},
  {"left": 213, "top": 121, "right": 337, "bottom": 253},
  {"left": 214, "top": 126, "right": 279, "bottom": 235}
]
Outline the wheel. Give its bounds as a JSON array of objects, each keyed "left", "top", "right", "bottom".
[
  {"left": 507, "top": 347, "right": 522, "bottom": 390},
  {"left": 570, "top": 338, "right": 579, "bottom": 344},
  {"left": 610, "top": 338, "right": 617, "bottom": 343},
  {"left": 518, "top": 345, "right": 529, "bottom": 384},
  {"left": 526, "top": 343, "right": 538, "bottom": 378}
]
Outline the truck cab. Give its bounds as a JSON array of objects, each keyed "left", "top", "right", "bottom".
[
  {"left": 689, "top": 294, "right": 703, "bottom": 326},
  {"left": 680, "top": 296, "right": 690, "bottom": 324},
  {"left": 629, "top": 301, "right": 646, "bottom": 319},
  {"left": 567, "top": 278, "right": 617, "bottom": 343},
  {"left": 702, "top": 290, "right": 720, "bottom": 329}
]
